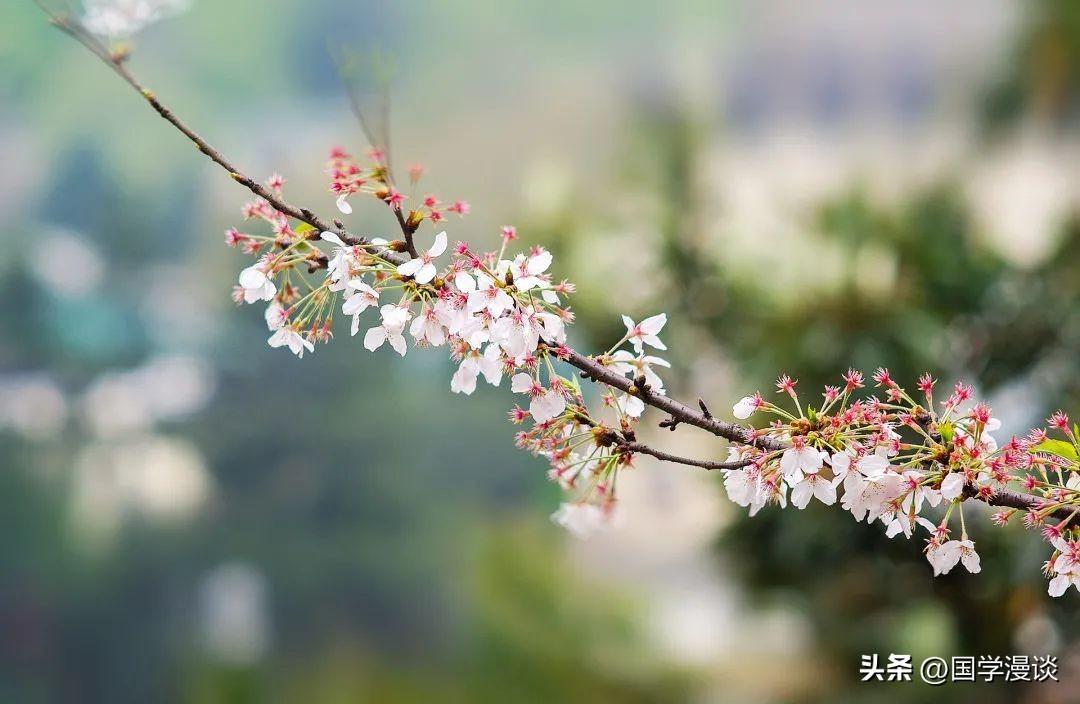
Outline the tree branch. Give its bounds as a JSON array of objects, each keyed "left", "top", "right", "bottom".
[
  {"left": 50, "top": 8, "right": 1072, "bottom": 528},
  {"left": 617, "top": 441, "right": 750, "bottom": 471},
  {"left": 561, "top": 348, "right": 784, "bottom": 451}
]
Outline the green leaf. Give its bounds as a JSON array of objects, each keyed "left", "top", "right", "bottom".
[
  {"left": 938, "top": 421, "right": 953, "bottom": 443},
  {"left": 295, "top": 222, "right": 316, "bottom": 236},
  {"left": 1033, "top": 439, "right": 1079, "bottom": 462}
]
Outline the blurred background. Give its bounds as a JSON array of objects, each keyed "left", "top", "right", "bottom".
[{"left": 3, "top": 0, "right": 1080, "bottom": 701}]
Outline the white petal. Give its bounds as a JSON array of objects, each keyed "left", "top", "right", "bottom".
[
  {"left": 239, "top": 266, "right": 267, "bottom": 288},
  {"left": 733, "top": 396, "right": 755, "bottom": 420},
  {"left": 780, "top": 448, "right": 798, "bottom": 478},
  {"left": 814, "top": 478, "right": 837, "bottom": 505},
  {"left": 639, "top": 313, "right": 667, "bottom": 335},
  {"left": 320, "top": 231, "right": 345, "bottom": 246},
  {"left": 336, "top": 193, "right": 353, "bottom": 214},
  {"left": 455, "top": 271, "right": 475, "bottom": 293},
  {"left": 451, "top": 366, "right": 478, "bottom": 395},
  {"left": 363, "top": 326, "right": 386, "bottom": 351},
  {"left": 623, "top": 393, "right": 645, "bottom": 418},
  {"left": 414, "top": 262, "right": 437, "bottom": 285},
  {"left": 642, "top": 334, "right": 667, "bottom": 351},
  {"left": 791, "top": 481, "right": 813, "bottom": 509},
  {"left": 510, "top": 372, "right": 532, "bottom": 394},
  {"left": 428, "top": 230, "right": 447, "bottom": 256},
  {"left": 940, "top": 473, "right": 966, "bottom": 501},
  {"left": 961, "top": 547, "right": 981, "bottom": 574},
  {"left": 397, "top": 258, "right": 423, "bottom": 277},
  {"left": 388, "top": 331, "right": 408, "bottom": 356},
  {"left": 527, "top": 250, "right": 552, "bottom": 274}
]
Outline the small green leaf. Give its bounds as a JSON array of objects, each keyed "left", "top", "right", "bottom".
[
  {"left": 295, "top": 222, "right": 316, "bottom": 236},
  {"left": 1033, "top": 439, "right": 1079, "bottom": 462},
  {"left": 938, "top": 421, "right": 953, "bottom": 443}
]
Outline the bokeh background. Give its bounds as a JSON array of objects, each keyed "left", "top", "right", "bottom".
[{"left": 3, "top": 0, "right": 1080, "bottom": 701}]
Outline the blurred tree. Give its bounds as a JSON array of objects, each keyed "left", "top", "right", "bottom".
[{"left": 609, "top": 106, "right": 1080, "bottom": 702}]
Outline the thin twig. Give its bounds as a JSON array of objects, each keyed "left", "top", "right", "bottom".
[{"left": 617, "top": 442, "right": 749, "bottom": 470}]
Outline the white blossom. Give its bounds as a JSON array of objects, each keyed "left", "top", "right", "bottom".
[
  {"left": 409, "top": 306, "right": 447, "bottom": 347},
  {"left": 491, "top": 308, "right": 541, "bottom": 361},
  {"left": 335, "top": 193, "right": 353, "bottom": 215},
  {"left": 509, "top": 248, "right": 552, "bottom": 291},
  {"left": 396, "top": 231, "right": 447, "bottom": 285},
  {"left": 1049, "top": 572, "right": 1080, "bottom": 597},
  {"left": 363, "top": 304, "right": 411, "bottom": 356},
  {"left": 842, "top": 472, "right": 905, "bottom": 523},
  {"left": 264, "top": 301, "right": 286, "bottom": 331},
  {"left": 621, "top": 313, "right": 667, "bottom": 353},
  {"left": 467, "top": 274, "right": 514, "bottom": 317},
  {"left": 238, "top": 263, "right": 275, "bottom": 303},
  {"left": 450, "top": 345, "right": 503, "bottom": 395},
  {"left": 927, "top": 539, "right": 981, "bottom": 576},
  {"left": 619, "top": 392, "right": 645, "bottom": 418},
  {"left": 536, "top": 311, "right": 567, "bottom": 345},
  {"left": 779, "top": 444, "right": 824, "bottom": 480},
  {"left": 609, "top": 350, "right": 669, "bottom": 392},
  {"left": 320, "top": 232, "right": 357, "bottom": 291},
  {"left": 883, "top": 511, "right": 935, "bottom": 539},
  {"left": 723, "top": 467, "right": 759, "bottom": 508},
  {"left": 790, "top": 470, "right": 837, "bottom": 509},
  {"left": 342, "top": 282, "right": 380, "bottom": 336},
  {"left": 510, "top": 373, "right": 565, "bottom": 423},
  {"left": 267, "top": 327, "right": 313, "bottom": 358}
]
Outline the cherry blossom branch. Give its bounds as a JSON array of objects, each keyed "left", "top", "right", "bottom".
[
  {"left": 566, "top": 343, "right": 1071, "bottom": 519},
  {"left": 55, "top": 10, "right": 1066, "bottom": 521},
  {"left": 43, "top": 4, "right": 1080, "bottom": 595}
]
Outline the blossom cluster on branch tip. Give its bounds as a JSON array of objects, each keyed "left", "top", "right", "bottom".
[
  {"left": 227, "top": 156, "right": 671, "bottom": 536},
  {"left": 727, "top": 371, "right": 1080, "bottom": 595}
]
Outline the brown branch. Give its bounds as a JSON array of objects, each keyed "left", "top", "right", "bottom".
[
  {"left": 968, "top": 486, "right": 1075, "bottom": 523},
  {"left": 561, "top": 348, "right": 784, "bottom": 451},
  {"left": 392, "top": 206, "right": 419, "bottom": 258},
  {"left": 617, "top": 441, "right": 750, "bottom": 471}
]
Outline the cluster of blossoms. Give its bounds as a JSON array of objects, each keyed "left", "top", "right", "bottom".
[
  {"left": 228, "top": 153, "right": 658, "bottom": 533},
  {"left": 726, "top": 371, "right": 1080, "bottom": 595},
  {"left": 224, "top": 148, "right": 717, "bottom": 540}
]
